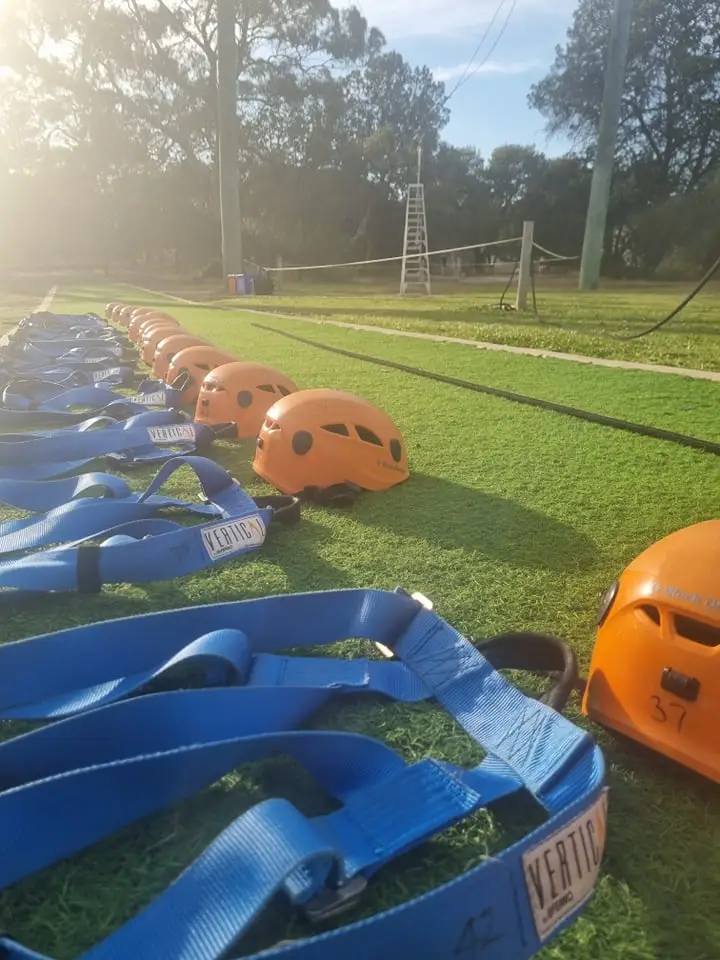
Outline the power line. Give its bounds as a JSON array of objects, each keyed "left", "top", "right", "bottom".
[
  {"left": 443, "top": 0, "right": 509, "bottom": 104},
  {"left": 443, "top": 0, "right": 519, "bottom": 104}
]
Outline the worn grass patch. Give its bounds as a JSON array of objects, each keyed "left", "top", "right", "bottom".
[{"left": 0, "top": 285, "right": 719, "bottom": 960}]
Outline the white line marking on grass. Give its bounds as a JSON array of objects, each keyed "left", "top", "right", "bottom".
[
  {"left": 124, "top": 283, "right": 720, "bottom": 382},
  {"left": 38, "top": 285, "right": 58, "bottom": 312},
  {"left": 0, "top": 284, "right": 58, "bottom": 347}
]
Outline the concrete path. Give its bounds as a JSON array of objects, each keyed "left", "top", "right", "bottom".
[{"left": 126, "top": 284, "right": 720, "bottom": 383}]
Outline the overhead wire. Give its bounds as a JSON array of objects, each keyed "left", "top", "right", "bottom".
[{"left": 442, "top": 0, "right": 510, "bottom": 104}]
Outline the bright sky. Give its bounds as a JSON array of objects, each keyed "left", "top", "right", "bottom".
[{"left": 341, "top": 0, "right": 578, "bottom": 158}]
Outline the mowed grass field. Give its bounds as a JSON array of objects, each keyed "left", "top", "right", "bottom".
[
  {"left": 1, "top": 282, "right": 719, "bottom": 959},
  {"left": 214, "top": 278, "right": 720, "bottom": 372}
]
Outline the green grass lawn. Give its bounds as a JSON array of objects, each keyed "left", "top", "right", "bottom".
[
  {"left": 1, "top": 284, "right": 719, "bottom": 959},
  {"left": 207, "top": 278, "right": 720, "bottom": 372}
]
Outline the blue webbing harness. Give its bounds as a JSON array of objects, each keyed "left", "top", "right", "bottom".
[
  {"left": 0, "top": 456, "right": 299, "bottom": 593},
  {"left": 11, "top": 341, "right": 130, "bottom": 364},
  {"left": 0, "top": 362, "right": 135, "bottom": 389},
  {"left": 0, "top": 471, "right": 133, "bottom": 511},
  {"left": 0, "top": 411, "right": 217, "bottom": 481},
  {"left": 0, "top": 588, "right": 606, "bottom": 959},
  {"left": 0, "top": 382, "right": 182, "bottom": 424}
]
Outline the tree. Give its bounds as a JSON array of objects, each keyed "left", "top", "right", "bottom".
[{"left": 529, "top": 0, "right": 720, "bottom": 194}]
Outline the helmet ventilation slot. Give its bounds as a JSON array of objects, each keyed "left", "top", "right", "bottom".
[
  {"left": 355, "top": 425, "right": 382, "bottom": 446},
  {"left": 639, "top": 604, "right": 660, "bottom": 625},
  {"left": 674, "top": 614, "right": 720, "bottom": 648}
]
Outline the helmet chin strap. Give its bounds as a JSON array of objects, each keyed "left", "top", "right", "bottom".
[{"left": 302, "top": 483, "right": 362, "bottom": 508}]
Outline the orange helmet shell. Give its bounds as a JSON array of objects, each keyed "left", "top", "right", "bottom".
[
  {"left": 195, "top": 362, "right": 298, "bottom": 439},
  {"left": 582, "top": 519, "right": 720, "bottom": 782},
  {"left": 252, "top": 388, "right": 408, "bottom": 496},
  {"left": 140, "top": 322, "right": 185, "bottom": 364},
  {"left": 111, "top": 304, "right": 130, "bottom": 325},
  {"left": 130, "top": 313, "right": 180, "bottom": 344},
  {"left": 152, "top": 334, "right": 207, "bottom": 380},
  {"left": 105, "top": 302, "right": 121, "bottom": 320},
  {"left": 166, "top": 345, "right": 238, "bottom": 403},
  {"left": 119, "top": 305, "right": 137, "bottom": 327}
]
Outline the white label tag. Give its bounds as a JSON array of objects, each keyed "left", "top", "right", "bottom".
[
  {"left": 523, "top": 790, "right": 608, "bottom": 941},
  {"left": 130, "top": 391, "right": 167, "bottom": 406},
  {"left": 201, "top": 516, "right": 266, "bottom": 559},
  {"left": 147, "top": 424, "right": 197, "bottom": 444},
  {"left": 93, "top": 368, "right": 123, "bottom": 382}
]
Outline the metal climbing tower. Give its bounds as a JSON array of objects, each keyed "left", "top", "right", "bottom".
[{"left": 400, "top": 147, "right": 431, "bottom": 296}]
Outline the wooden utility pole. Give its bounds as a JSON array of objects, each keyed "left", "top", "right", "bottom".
[
  {"left": 217, "top": 0, "right": 243, "bottom": 281},
  {"left": 579, "top": 0, "right": 634, "bottom": 291}
]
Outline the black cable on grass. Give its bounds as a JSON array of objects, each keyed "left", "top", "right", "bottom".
[
  {"left": 608, "top": 249, "right": 720, "bottom": 340},
  {"left": 252, "top": 321, "right": 720, "bottom": 457}
]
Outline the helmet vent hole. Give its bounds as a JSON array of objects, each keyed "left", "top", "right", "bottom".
[
  {"left": 257, "top": 384, "right": 275, "bottom": 393},
  {"left": 674, "top": 614, "right": 720, "bottom": 648},
  {"left": 292, "top": 430, "right": 313, "bottom": 455},
  {"left": 277, "top": 385, "right": 291, "bottom": 396},
  {"left": 237, "top": 390, "right": 253, "bottom": 408},
  {"left": 322, "top": 423, "right": 350, "bottom": 437},
  {"left": 355, "top": 425, "right": 382, "bottom": 446},
  {"left": 639, "top": 604, "right": 660, "bottom": 625},
  {"left": 390, "top": 439, "right": 402, "bottom": 462}
]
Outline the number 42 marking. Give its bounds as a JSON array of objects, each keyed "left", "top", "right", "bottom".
[{"left": 650, "top": 695, "right": 687, "bottom": 732}]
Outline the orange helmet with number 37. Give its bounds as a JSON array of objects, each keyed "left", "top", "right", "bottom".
[
  {"left": 253, "top": 388, "right": 408, "bottom": 504},
  {"left": 582, "top": 519, "right": 720, "bottom": 782},
  {"left": 195, "top": 361, "right": 298, "bottom": 438}
]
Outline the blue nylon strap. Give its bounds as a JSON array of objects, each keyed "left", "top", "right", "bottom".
[
  {"left": 0, "top": 589, "right": 606, "bottom": 960},
  {"left": 0, "top": 411, "right": 216, "bottom": 480},
  {"left": 0, "top": 384, "right": 182, "bottom": 425},
  {"left": 0, "top": 363, "right": 134, "bottom": 387},
  {"left": 20, "top": 311, "right": 105, "bottom": 327},
  {"left": 0, "top": 458, "right": 274, "bottom": 593},
  {"left": 15, "top": 343, "right": 127, "bottom": 364},
  {"left": 0, "top": 456, "right": 241, "bottom": 553},
  {"left": 0, "top": 472, "right": 132, "bottom": 511}
]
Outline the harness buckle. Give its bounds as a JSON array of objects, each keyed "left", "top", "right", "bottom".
[{"left": 302, "top": 874, "right": 367, "bottom": 923}]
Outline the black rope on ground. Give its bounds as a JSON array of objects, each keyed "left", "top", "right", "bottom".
[
  {"left": 497, "top": 258, "right": 519, "bottom": 312},
  {"left": 608, "top": 250, "right": 720, "bottom": 341},
  {"left": 251, "top": 321, "right": 720, "bottom": 457}
]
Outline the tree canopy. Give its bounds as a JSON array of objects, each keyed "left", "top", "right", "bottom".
[{"left": 0, "top": 0, "right": 717, "bottom": 279}]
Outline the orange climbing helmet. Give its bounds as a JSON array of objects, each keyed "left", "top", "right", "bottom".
[
  {"left": 195, "top": 362, "right": 298, "bottom": 439},
  {"left": 582, "top": 519, "right": 720, "bottom": 783},
  {"left": 128, "top": 311, "right": 180, "bottom": 343},
  {"left": 105, "top": 302, "right": 121, "bottom": 320},
  {"left": 118, "top": 305, "right": 137, "bottom": 327},
  {"left": 152, "top": 333, "right": 207, "bottom": 380},
  {"left": 111, "top": 304, "right": 130, "bottom": 325},
  {"left": 166, "top": 345, "right": 238, "bottom": 403},
  {"left": 253, "top": 388, "right": 409, "bottom": 504},
  {"left": 140, "top": 322, "right": 185, "bottom": 364}
]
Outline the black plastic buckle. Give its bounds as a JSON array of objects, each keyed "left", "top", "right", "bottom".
[{"left": 302, "top": 875, "right": 367, "bottom": 924}]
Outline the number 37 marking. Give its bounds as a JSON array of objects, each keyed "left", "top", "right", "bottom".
[{"left": 650, "top": 695, "right": 687, "bottom": 732}]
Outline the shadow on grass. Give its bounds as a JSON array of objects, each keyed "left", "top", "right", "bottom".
[
  {"left": 596, "top": 731, "right": 720, "bottom": 958},
  {"left": 353, "top": 474, "right": 600, "bottom": 573}
]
